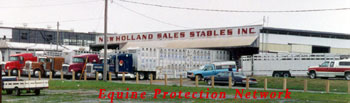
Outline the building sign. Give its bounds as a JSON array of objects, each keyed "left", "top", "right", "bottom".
[{"left": 96, "top": 25, "right": 262, "bottom": 44}]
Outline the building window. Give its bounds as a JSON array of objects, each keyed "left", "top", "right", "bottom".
[
  {"left": 63, "top": 39, "right": 70, "bottom": 45},
  {"left": 47, "top": 35, "right": 53, "bottom": 41},
  {"left": 21, "top": 33, "right": 28, "bottom": 40},
  {"left": 77, "top": 40, "right": 83, "bottom": 46}
]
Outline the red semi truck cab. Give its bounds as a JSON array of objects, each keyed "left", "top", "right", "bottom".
[
  {"left": 308, "top": 59, "right": 350, "bottom": 80},
  {"left": 4, "top": 53, "right": 37, "bottom": 75},
  {"left": 62, "top": 54, "right": 100, "bottom": 78}
]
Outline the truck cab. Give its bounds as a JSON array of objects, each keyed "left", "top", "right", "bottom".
[
  {"left": 94, "top": 55, "right": 117, "bottom": 77},
  {"left": 23, "top": 56, "right": 65, "bottom": 77},
  {"left": 308, "top": 60, "right": 350, "bottom": 80},
  {"left": 4, "top": 53, "right": 37, "bottom": 76},
  {"left": 63, "top": 54, "right": 100, "bottom": 78},
  {"left": 187, "top": 61, "right": 237, "bottom": 80}
]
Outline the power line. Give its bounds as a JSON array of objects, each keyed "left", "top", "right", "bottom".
[
  {"left": 4, "top": 17, "right": 103, "bottom": 25},
  {"left": 118, "top": 0, "right": 350, "bottom": 13},
  {"left": 0, "top": 0, "right": 99, "bottom": 8},
  {"left": 112, "top": 2, "right": 190, "bottom": 28}
]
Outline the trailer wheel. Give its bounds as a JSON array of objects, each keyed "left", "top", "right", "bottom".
[
  {"left": 139, "top": 72, "right": 145, "bottom": 80},
  {"left": 345, "top": 73, "right": 350, "bottom": 80},
  {"left": 147, "top": 73, "right": 156, "bottom": 80},
  {"left": 283, "top": 72, "right": 291, "bottom": 77},
  {"left": 6, "top": 90, "right": 13, "bottom": 94},
  {"left": 146, "top": 73, "right": 151, "bottom": 80},
  {"left": 152, "top": 73, "right": 156, "bottom": 80},
  {"left": 35, "top": 89, "right": 40, "bottom": 95},
  {"left": 16, "top": 89, "right": 21, "bottom": 96},
  {"left": 272, "top": 72, "right": 281, "bottom": 77}
]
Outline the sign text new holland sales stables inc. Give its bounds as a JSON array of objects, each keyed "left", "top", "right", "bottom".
[{"left": 96, "top": 25, "right": 262, "bottom": 44}]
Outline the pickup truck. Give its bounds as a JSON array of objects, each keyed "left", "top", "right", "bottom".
[
  {"left": 187, "top": 61, "right": 237, "bottom": 80},
  {"left": 308, "top": 59, "right": 350, "bottom": 80},
  {"left": 2, "top": 79, "right": 49, "bottom": 96},
  {"left": 2, "top": 76, "right": 19, "bottom": 94}
]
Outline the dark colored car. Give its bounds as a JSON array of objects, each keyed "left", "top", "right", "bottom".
[{"left": 204, "top": 71, "right": 257, "bottom": 86}]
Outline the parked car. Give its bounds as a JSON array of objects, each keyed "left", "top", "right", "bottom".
[
  {"left": 187, "top": 61, "right": 237, "bottom": 80},
  {"left": 204, "top": 71, "right": 257, "bottom": 86},
  {"left": 308, "top": 59, "right": 350, "bottom": 80}
]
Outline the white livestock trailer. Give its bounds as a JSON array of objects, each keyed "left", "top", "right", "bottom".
[{"left": 240, "top": 53, "right": 346, "bottom": 77}]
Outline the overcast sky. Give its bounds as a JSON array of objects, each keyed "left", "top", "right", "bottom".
[{"left": 0, "top": 0, "right": 349, "bottom": 34}]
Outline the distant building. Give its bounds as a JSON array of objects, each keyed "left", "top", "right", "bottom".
[
  {"left": 0, "top": 26, "right": 102, "bottom": 61},
  {"left": 93, "top": 25, "right": 350, "bottom": 60},
  {"left": 0, "top": 26, "right": 101, "bottom": 46}
]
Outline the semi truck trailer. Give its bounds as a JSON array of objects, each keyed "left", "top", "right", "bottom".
[{"left": 101, "top": 47, "right": 230, "bottom": 79}]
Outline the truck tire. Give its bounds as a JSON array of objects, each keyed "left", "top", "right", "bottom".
[
  {"left": 35, "top": 89, "right": 40, "bottom": 95},
  {"left": 139, "top": 72, "right": 145, "bottom": 80},
  {"left": 6, "top": 90, "right": 13, "bottom": 94},
  {"left": 345, "top": 73, "right": 350, "bottom": 80},
  {"left": 231, "top": 80, "right": 236, "bottom": 86},
  {"left": 196, "top": 75, "right": 203, "bottom": 81},
  {"left": 34, "top": 69, "right": 41, "bottom": 77},
  {"left": 75, "top": 71, "right": 82, "bottom": 80},
  {"left": 16, "top": 89, "right": 21, "bottom": 96},
  {"left": 11, "top": 69, "right": 18, "bottom": 76},
  {"left": 52, "top": 71, "right": 56, "bottom": 77},
  {"left": 98, "top": 72, "right": 103, "bottom": 80},
  {"left": 309, "top": 71, "right": 316, "bottom": 79},
  {"left": 207, "top": 80, "right": 212, "bottom": 85}
]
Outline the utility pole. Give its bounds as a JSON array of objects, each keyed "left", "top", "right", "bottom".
[
  {"left": 0, "top": 64, "right": 2, "bottom": 102},
  {"left": 56, "top": 21, "right": 60, "bottom": 51},
  {"left": 103, "top": 0, "right": 108, "bottom": 81},
  {"left": 262, "top": 16, "right": 265, "bottom": 53}
]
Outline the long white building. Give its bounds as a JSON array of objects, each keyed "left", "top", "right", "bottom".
[{"left": 92, "top": 25, "right": 350, "bottom": 60}]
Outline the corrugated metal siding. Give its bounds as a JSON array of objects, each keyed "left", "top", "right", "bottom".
[{"left": 11, "top": 28, "right": 97, "bottom": 46}]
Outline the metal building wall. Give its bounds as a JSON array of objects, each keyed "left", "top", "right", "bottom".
[{"left": 11, "top": 28, "right": 97, "bottom": 46}]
